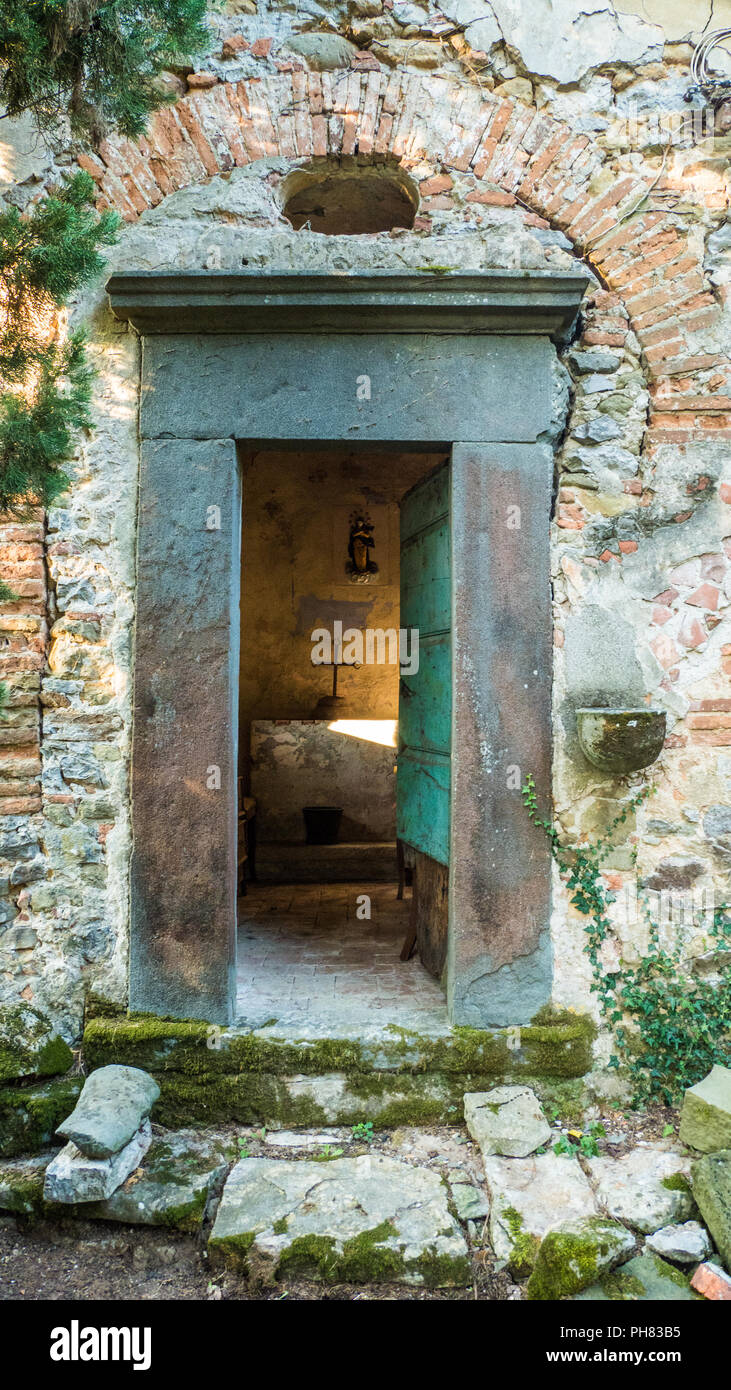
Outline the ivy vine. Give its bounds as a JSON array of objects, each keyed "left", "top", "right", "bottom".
[{"left": 523, "top": 774, "right": 731, "bottom": 1105}]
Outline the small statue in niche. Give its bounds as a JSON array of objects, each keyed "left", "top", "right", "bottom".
[{"left": 346, "top": 512, "right": 379, "bottom": 583}]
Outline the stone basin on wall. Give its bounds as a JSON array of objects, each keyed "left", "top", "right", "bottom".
[{"left": 576, "top": 708, "right": 667, "bottom": 775}]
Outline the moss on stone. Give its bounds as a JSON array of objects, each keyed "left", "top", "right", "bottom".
[
  {"left": 272, "top": 1216, "right": 288, "bottom": 1235},
  {"left": 661, "top": 1173, "right": 691, "bottom": 1193},
  {"left": 84, "top": 993, "right": 126, "bottom": 1023},
  {"left": 0, "top": 1076, "right": 82, "bottom": 1158},
  {"left": 276, "top": 1234, "right": 339, "bottom": 1280},
  {"left": 407, "top": 1246, "right": 472, "bottom": 1288},
  {"left": 0, "top": 1167, "right": 47, "bottom": 1218},
  {"left": 208, "top": 1230, "right": 256, "bottom": 1272},
  {"left": 0, "top": 1004, "right": 73, "bottom": 1084},
  {"left": 502, "top": 1205, "right": 541, "bottom": 1279},
  {"left": 82, "top": 1010, "right": 594, "bottom": 1084},
  {"left": 648, "top": 1253, "right": 689, "bottom": 1289},
  {"left": 80, "top": 1008, "right": 595, "bottom": 1130},
  {"left": 526, "top": 1219, "right": 632, "bottom": 1301},
  {"left": 597, "top": 1267, "right": 647, "bottom": 1300},
  {"left": 339, "top": 1221, "right": 404, "bottom": 1283}
]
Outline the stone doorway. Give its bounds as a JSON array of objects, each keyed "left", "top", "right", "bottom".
[{"left": 108, "top": 268, "right": 586, "bottom": 1029}]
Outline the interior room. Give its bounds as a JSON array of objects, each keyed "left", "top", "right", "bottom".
[{"left": 236, "top": 446, "right": 450, "bottom": 1033}]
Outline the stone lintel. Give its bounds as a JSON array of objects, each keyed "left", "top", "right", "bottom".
[{"left": 107, "top": 269, "right": 588, "bottom": 338}]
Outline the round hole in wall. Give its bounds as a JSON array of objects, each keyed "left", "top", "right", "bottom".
[{"left": 281, "top": 162, "right": 418, "bottom": 235}]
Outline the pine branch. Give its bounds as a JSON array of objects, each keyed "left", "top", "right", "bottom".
[
  {"left": 0, "top": 174, "right": 119, "bottom": 514},
  {"left": 0, "top": 0, "right": 209, "bottom": 139}
]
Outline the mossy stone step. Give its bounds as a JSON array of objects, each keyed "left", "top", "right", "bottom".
[{"left": 81, "top": 1011, "right": 594, "bottom": 1129}]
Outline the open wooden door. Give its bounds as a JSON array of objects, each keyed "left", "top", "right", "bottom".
[{"left": 397, "top": 460, "right": 451, "bottom": 976}]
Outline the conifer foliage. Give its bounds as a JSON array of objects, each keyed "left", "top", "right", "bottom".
[
  {"left": 0, "top": 0, "right": 208, "bottom": 139},
  {"left": 0, "top": 171, "right": 119, "bottom": 513},
  {"left": 0, "top": 2, "right": 208, "bottom": 514}
]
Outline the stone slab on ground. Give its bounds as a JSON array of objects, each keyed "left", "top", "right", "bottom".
[
  {"left": 586, "top": 1146, "right": 695, "bottom": 1233},
  {"left": 0, "top": 1004, "right": 72, "bottom": 1083},
  {"left": 574, "top": 1254, "right": 700, "bottom": 1301},
  {"left": 81, "top": 1129, "right": 231, "bottom": 1230},
  {"left": 483, "top": 1152, "right": 598, "bottom": 1275},
  {"left": 464, "top": 1086, "right": 551, "bottom": 1158},
  {"left": 691, "top": 1149, "right": 731, "bottom": 1272},
  {"left": 527, "top": 1217, "right": 636, "bottom": 1300},
  {"left": 44, "top": 1121, "right": 152, "bottom": 1204},
  {"left": 645, "top": 1221, "right": 711, "bottom": 1266},
  {"left": 57, "top": 1065, "right": 160, "bottom": 1159},
  {"left": 208, "top": 1153, "right": 470, "bottom": 1286},
  {"left": 680, "top": 1065, "right": 731, "bottom": 1153}
]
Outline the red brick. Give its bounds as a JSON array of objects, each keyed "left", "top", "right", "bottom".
[
  {"left": 0, "top": 796, "right": 41, "bottom": 814},
  {"left": 250, "top": 38, "right": 273, "bottom": 58},
  {"left": 221, "top": 34, "right": 249, "bottom": 58},
  {"left": 686, "top": 583, "right": 720, "bottom": 610},
  {"left": 467, "top": 188, "right": 515, "bottom": 205},
  {"left": 691, "top": 1264, "right": 731, "bottom": 1301},
  {"left": 420, "top": 174, "right": 454, "bottom": 196},
  {"left": 583, "top": 330, "right": 626, "bottom": 347},
  {"left": 77, "top": 152, "right": 106, "bottom": 181},
  {"left": 687, "top": 713, "right": 731, "bottom": 728}
]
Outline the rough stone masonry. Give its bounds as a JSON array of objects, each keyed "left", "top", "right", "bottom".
[{"left": 0, "top": 0, "right": 729, "bottom": 1056}]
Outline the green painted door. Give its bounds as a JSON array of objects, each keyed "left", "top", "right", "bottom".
[{"left": 397, "top": 460, "right": 451, "bottom": 867}]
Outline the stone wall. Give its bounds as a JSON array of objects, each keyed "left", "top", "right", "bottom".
[{"left": 0, "top": 0, "right": 729, "bottom": 1042}]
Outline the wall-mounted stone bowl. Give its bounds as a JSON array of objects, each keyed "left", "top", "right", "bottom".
[{"left": 576, "top": 707, "right": 666, "bottom": 774}]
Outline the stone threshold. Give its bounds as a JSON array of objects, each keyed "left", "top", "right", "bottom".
[{"left": 78, "top": 1010, "right": 595, "bottom": 1131}]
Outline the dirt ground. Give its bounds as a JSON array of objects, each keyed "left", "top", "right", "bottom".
[{"left": 0, "top": 1218, "right": 512, "bottom": 1301}]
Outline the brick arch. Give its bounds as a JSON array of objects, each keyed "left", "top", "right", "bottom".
[{"left": 78, "top": 69, "right": 728, "bottom": 448}]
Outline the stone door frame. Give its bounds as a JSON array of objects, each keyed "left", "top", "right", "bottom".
[{"left": 108, "top": 269, "right": 586, "bottom": 1027}]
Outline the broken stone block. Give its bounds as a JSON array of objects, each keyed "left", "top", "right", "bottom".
[
  {"left": 691, "top": 1149, "right": 731, "bottom": 1272},
  {"left": 690, "top": 1261, "right": 731, "bottom": 1300},
  {"left": 464, "top": 1086, "right": 551, "bottom": 1158},
  {"left": 483, "top": 1152, "right": 597, "bottom": 1277},
  {"left": 586, "top": 1146, "right": 695, "bottom": 1233},
  {"left": 645, "top": 1220, "right": 711, "bottom": 1266},
  {"left": 0, "top": 1003, "right": 73, "bottom": 1083},
  {"left": 56, "top": 1064, "right": 160, "bottom": 1159},
  {"left": 43, "top": 1120, "right": 151, "bottom": 1204},
  {"left": 526, "top": 1217, "right": 636, "bottom": 1300},
  {"left": 679, "top": 1065, "right": 731, "bottom": 1153},
  {"left": 574, "top": 1254, "right": 700, "bottom": 1301},
  {"left": 208, "top": 1154, "right": 470, "bottom": 1286},
  {"left": 82, "top": 1130, "right": 230, "bottom": 1230}
]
